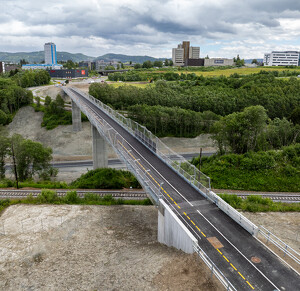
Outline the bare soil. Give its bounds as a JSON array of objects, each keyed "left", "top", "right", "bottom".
[{"left": 0, "top": 205, "right": 223, "bottom": 291}]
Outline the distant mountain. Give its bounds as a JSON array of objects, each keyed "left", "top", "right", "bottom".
[
  {"left": 95, "top": 53, "right": 168, "bottom": 63},
  {"left": 0, "top": 51, "right": 95, "bottom": 64},
  {"left": 244, "top": 58, "right": 263, "bottom": 64},
  {"left": 0, "top": 51, "right": 168, "bottom": 64}
]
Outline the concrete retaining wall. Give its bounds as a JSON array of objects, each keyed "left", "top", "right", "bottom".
[{"left": 158, "top": 199, "right": 197, "bottom": 253}]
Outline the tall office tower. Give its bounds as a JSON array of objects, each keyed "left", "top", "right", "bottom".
[
  {"left": 182, "top": 41, "right": 190, "bottom": 62},
  {"left": 189, "top": 46, "right": 200, "bottom": 59},
  {"left": 44, "top": 42, "right": 57, "bottom": 65},
  {"left": 172, "top": 47, "right": 184, "bottom": 66}
]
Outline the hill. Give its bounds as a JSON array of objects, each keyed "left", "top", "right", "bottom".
[
  {"left": 95, "top": 53, "right": 168, "bottom": 63},
  {"left": 0, "top": 51, "right": 95, "bottom": 64}
]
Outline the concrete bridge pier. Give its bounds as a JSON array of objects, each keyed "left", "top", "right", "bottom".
[
  {"left": 72, "top": 100, "right": 82, "bottom": 132},
  {"left": 92, "top": 125, "right": 108, "bottom": 169},
  {"left": 157, "top": 199, "right": 197, "bottom": 254}
]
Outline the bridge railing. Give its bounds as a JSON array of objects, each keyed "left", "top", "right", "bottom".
[
  {"left": 70, "top": 87, "right": 211, "bottom": 190},
  {"left": 68, "top": 87, "right": 258, "bottom": 236}
]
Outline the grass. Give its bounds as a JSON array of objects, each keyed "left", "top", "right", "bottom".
[
  {"left": 0, "top": 190, "right": 152, "bottom": 214},
  {"left": 219, "top": 194, "right": 300, "bottom": 212},
  {"left": 108, "top": 82, "right": 151, "bottom": 88}
]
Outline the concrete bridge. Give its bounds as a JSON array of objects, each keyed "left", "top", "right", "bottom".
[{"left": 64, "top": 86, "right": 300, "bottom": 291}]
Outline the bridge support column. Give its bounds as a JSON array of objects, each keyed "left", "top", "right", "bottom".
[
  {"left": 72, "top": 100, "right": 82, "bottom": 132},
  {"left": 157, "top": 200, "right": 197, "bottom": 254},
  {"left": 92, "top": 125, "right": 108, "bottom": 169}
]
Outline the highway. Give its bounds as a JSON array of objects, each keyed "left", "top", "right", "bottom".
[{"left": 67, "top": 87, "right": 300, "bottom": 290}]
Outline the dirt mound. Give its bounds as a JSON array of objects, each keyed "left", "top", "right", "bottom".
[{"left": 0, "top": 205, "right": 223, "bottom": 290}]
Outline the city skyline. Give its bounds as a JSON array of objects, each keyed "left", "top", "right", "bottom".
[{"left": 1, "top": 0, "right": 300, "bottom": 59}]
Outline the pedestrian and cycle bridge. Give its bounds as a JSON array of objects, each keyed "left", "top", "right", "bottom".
[{"left": 63, "top": 86, "right": 300, "bottom": 291}]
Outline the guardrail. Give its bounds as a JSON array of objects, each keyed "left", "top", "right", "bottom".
[
  {"left": 257, "top": 226, "right": 300, "bottom": 266},
  {"left": 193, "top": 243, "right": 237, "bottom": 291},
  {"left": 67, "top": 87, "right": 258, "bottom": 236}
]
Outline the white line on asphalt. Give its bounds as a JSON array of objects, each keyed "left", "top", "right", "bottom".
[{"left": 196, "top": 210, "right": 280, "bottom": 290}]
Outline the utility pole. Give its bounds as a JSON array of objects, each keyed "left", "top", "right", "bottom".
[
  {"left": 199, "top": 147, "right": 202, "bottom": 172},
  {"left": 11, "top": 141, "right": 19, "bottom": 189}
]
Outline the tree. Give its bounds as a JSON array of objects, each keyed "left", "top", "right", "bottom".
[
  {"left": 153, "top": 61, "right": 163, "bottom": 68},
  {"left": 251, "top": 59, "right": 258, "bottom": 64},
  {"left": 142, "top": 60, "right": 153, "bottom": 69},
  {"left": 212, "top": 106, "right": 268, "bottom": 154},
  {"left": 10, "top": 134, "right": 53, "bottom": 181},
  {"left": 0, "top": 132, "right": 10, "bottom": 179},
  {"left": 234, "top": 55, "right": 245, "bottom": 67},
  {"left": 134, "top": 63, "right": 142, "bottom": 69}
]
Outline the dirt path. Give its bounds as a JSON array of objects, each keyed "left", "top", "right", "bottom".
[{"left": 0, "top": 205, "right": 223, "bottom": 291}]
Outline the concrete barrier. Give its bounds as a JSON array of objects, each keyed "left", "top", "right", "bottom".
[{"left": 157, "top": 199, "right": 197, "bottom": 253}]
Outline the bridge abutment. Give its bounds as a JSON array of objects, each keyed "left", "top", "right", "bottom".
[
  {"left": 72, "top": 100, "right": 82, "bottom": 132},
  {"left": 92, "top": 125, "right": 108, "bottom": 169},
  {"left": 157, "top": 200, "right": 197, "bottom": 254}
]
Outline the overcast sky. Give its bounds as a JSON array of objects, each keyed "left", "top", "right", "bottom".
[{"left": 1, "top": 0, "right": 300, "bottom": 59}]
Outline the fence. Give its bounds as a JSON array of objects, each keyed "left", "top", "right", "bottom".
[{"left": 66, "top": 87, "right": 258, "bottom": 236}]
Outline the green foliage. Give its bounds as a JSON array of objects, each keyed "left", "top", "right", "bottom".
[
  {"left": 12, "top": 70, "right": 50, "bottom": 88},
  {"left": 192, "top": 144, "right": 300, "bottom": 192},
  {"left": 11, "top": 134, "right": 53, "bottom": 181},
  {"left": 219, "top": 194, "right": 300, "bottom": 212},
  {"left": 71, "top": 168, "right": 141, "bottom": 189},
  {"left": 37, "top": 190, "right": 60, "bottom": 204},
  {"left": 63, "top": 191, "right": 80, "bottom": 204}
]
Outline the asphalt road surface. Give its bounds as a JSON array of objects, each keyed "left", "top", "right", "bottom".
[{"left": 63, "top": 87, "right": 300, "bottom": 290}]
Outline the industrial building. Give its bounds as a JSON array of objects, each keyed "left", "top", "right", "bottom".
[
  {"left": 204, "top": 58, "right": 235, "bottom": 67},
  {"left": 47, "top": 69, "right": 88, "bottom": 78},
  {"left": 263, "top": 51, "right": 300, "bottom": 66}
]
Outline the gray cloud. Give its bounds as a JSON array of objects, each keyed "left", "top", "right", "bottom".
[{"left": 0, "top": 0, "right": 300, "bottom": 58}]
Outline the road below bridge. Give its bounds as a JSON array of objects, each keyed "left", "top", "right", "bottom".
[{"left": 66, "top": 87, "right": 300, "bottom": 291}]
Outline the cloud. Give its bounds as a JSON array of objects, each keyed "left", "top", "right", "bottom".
[{"left": 0, "top": 0, "right": 300, "bottom": 58}]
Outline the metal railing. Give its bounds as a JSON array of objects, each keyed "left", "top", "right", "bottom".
[
  {"left": 193, "top": 243, "right": 237, "bottom": 291},
  {"left": 67, "top": 87, "right": 259, "bottom": 236},
  {"left": 257, "top": 226, "right": 300, "bottom": 266}
]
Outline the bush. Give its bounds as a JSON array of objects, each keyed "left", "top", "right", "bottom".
[
  {"left": 37, "top": 190, "right": 60, "bottom": 204},
  {"left": 71, "top": 168, "right": 141, "bottom": 189}
]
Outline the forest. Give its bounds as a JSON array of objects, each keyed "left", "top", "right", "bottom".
[{"left": 0, "top": 70, "right": 51, "bottom": 125}]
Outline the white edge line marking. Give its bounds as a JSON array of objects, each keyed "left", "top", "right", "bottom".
[
  {"left": 197, "top": 210, "right": 280, "bottom": 290},
  {"left": 79, "top": 92, "right": 194, "bottom": 207}
]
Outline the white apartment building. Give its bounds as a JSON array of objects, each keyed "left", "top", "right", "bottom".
[
  {"left": 189, "top": 46, "right": 200, "bottom": 59},
  {"left": 172, "top": 47, "right": 184, "bottom": 66},
  {"left": 44, "top": 42, "right": 57, "bottom": 65},
  {"left": 263, "top": 51, "right": 300, "bottom": 66}
]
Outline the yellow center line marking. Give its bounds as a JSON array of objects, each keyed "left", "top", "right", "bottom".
[
  {"left": 230, "top": 263, "right": 237, "bottom": 271},
  {"left": 191, "top": 220, "right": 196, "bottom": 226},
  {"left": 246, "top": 281, "right": 255, "bottom": 290},
  {"left": 223, "top": 255, "right": 229, "bottom": 262},
  {"left": 238, "top": 272, "right": 245, "bottom": 280},
  {"left": 117, "top": 138, "right": 256, "bottom": 290}
]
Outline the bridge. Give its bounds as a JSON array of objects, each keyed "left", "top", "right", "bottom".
[{"left": 63, "top": 86, "right": 300, "bottom": 291}]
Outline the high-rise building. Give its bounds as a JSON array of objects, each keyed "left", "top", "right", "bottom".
[
  {"left": 172, "top": 47, "right": 184, "bottom": 66},
  {"left": 263, "top": 51, "right": 300, "bottom": 66},
  {"left": 172, "top": 41, "right": 200, "bottom": 66},
  {"left": 189, "top": 46, "right": 200, "bottom": 59},
  {"left": 44, "top": 42, "right": 57, "bottom": 65}
]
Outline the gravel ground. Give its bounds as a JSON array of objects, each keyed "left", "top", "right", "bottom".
[{"left": 0, "top": 205, "right": 223, "bottom": 291}]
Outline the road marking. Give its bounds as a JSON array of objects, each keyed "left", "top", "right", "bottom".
[
  {"left": 223, "top": 255, "right": 229, "bottom": 262},
  {"left": 217, "top": 249, "right": 223, "bottom": 255},
  {"left": 246, "top": 281, "right": 255, "bottom": 290},
  {"left": 238, "top": 272, "right": 245, "bottom": 280},
  {"left": 230, "top": 263, "right": 237, "bottom": 271},
  {"left": 196, "top": 210, "right": 280, "bottom": 290},
  {"left": 201, "top": 232, "right": 206, "bottom": 237}
]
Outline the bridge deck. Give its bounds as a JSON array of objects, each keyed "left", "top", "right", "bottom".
[{"left": 69, "top": 88, "right": 300, "bottom": 291}]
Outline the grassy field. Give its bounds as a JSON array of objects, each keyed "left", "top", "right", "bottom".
[
  {"left": 181, "top": 67, "right": 300, "bottom": 77},
  {"left": 107, "top": 81, "right": 151, "bottom": 88}
]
